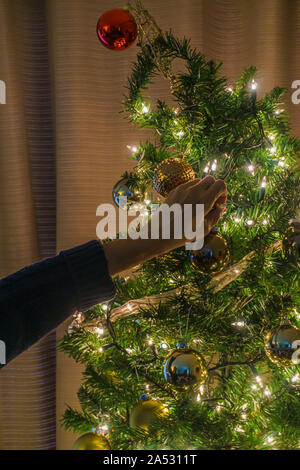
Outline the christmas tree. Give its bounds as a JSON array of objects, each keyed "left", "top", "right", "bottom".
[{"left": 61, "top": 2, "right": 300, "bottom": 450}]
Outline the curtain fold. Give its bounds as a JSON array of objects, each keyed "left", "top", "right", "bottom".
[{"left": 0, "top": 0, "right": 299, "bottom": 449}]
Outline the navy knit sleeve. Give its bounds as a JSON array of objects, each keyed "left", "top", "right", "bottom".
[{"left": 0, "top": 240, "right": 116, "bottom": 368}]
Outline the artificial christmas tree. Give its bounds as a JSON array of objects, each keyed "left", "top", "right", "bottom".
[{"left": 60, "top": 1, "right": 300, "bottom": 450}]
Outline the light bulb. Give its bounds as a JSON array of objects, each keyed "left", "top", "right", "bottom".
[
  {"left": 176, "top": 131, "right": 184, "bottom": 138},
  {"left": 251, "top": 80, "right": 257, "bottom": 90},
  {"left": 142, "top": 104, "right": 149, "bottom": 113}
]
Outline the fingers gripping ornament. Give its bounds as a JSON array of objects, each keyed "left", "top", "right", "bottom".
[
  {"left": 97, "top": 9, "right": 137, "bottom": 51},
  {"left": 163, "top": 342, "right": 208, "bottom": 389}
]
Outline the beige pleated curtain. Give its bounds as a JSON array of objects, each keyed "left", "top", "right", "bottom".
[{"left": 0, "top": 0, "right": 299, "bottom": 450}]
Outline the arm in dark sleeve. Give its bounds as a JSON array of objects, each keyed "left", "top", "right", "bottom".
[{"left": 0, "top": 240, "right": 116, "bottom": 368}]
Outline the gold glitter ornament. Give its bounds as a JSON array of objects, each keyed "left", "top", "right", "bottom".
[{"left": 152, "top": 158, "right": 195, "bottom": 197}]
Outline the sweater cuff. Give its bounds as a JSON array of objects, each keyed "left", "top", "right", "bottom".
[{"left": 60, "top": 240, "right": 116, "bottom": 312}]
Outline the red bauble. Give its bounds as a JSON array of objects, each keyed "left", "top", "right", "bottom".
[{"left": 97, "top": 9, "right": 137, "bottom": 51}]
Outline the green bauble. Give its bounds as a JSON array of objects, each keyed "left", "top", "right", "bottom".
[
  {"left": 163, "top": 342, "right": 208, "bottom": 389},
  {"left": 265, "top": 322, "right": 300, "bottom": 366},
  {"left": 130, "top": 395, "right": 167, "bottom": 431},
  {"left": 190, "top": 229, "right": 230, "bottom": 274},
  {"left": 72, "top": 432, "right": 111, "bottom": 450}
]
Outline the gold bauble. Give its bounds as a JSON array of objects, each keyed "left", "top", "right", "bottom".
[
  {"left": 190, "top": 230, "right": 230, "bottom": 274},
  {"left": 72, "top": 432, "right": 111, "bottom": 450},
  {"left": 282, "top": 220, "right": 300, "bottom": 258},
  {"left": 265, "top": 322, "right": 300, "bottom": 366},
  {"left": 129, "top": 396, "right": 167, "bottom": 431},
  {"left": 152, "top": 158, "right": 195, "bottom": 197},
  {"left": 163, "top": 342, "right": 208, "bottom": 389}
]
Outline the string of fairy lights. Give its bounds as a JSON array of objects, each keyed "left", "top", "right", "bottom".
[
  {"left": 67, "top": 78, "right": 299, "bottom": 448},
  {"left": 124, "top": 79, "right": 289, "bottom": 231}
]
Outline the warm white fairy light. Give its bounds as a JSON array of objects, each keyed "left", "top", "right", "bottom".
[
  {"left": 102, "top": 304, "right": 108, "bottom": 311},
  {"left": 266, "top": 436, "right": 275, "bottom": 444},
  {"left": 293, "top": 309, "right": 300, "bottom": 320},
  {"left": 234, "top": 217, "right": 241, "bottom": 222},
  {"left": 248, "top": 164, "right": 254, "bottom": 172},
  {"left": 176, "top": 130, "right": 184, "bottom": 138},
  {"left": 127, "top": 145, "right": 138, "bottom": 153},
  {"left": 199, "top": 385, "right": 205, "bottom": 395},
  {"left": 242, "top": 404, "right": 247, "bottom": 410},
  {"left": 196, "top": 394, "right": 201, "bottom": 402},
  {"left": 174, "top": 108, "right": 179, "bottom": 115},
  {"left": 251, "top": 384, "right": 258, "bottom": 391},
  {"left": 98, "top": 347, "right": 103, "bottom": 353},
  {"left": 234, "top": 269, "right": 240, "bottom": 274},
  {"left": 226, "top": 87, "right": 233, "bottom": 93},
  {"left": 255, "top": 376, "right": 262, "bottom": 385},
  {"left": 95, "top": 327, "right": 104, "bottom": 335},
  {"left": 264, "top": 387, "right": 271, "bottom": 396},
  {"left": 247, "top": 219, "right": 254, "bottom": 226},
  {"left": 101, "top": 425, "right": 109, "bottom": 431},
  {"left": 169, "top": 279, "right": 174, "bottom": 284},
  {"left": 216, "top": 405, "right": 221, "bottom": 412},
  {"left": 204, "top": 166, "right": 209, "bottom": 173},
  {"left": 241, "top": 414, "right": 247, "bottom": 420},
  {"left": 141, "top": 104, "right": 149, "bottom": 114},
  {"left": 148, "top": 339, "right": 153, "bottom": 346},
  {"left": 127, "top": 304, "right": 133, "bottom": 312},
  {"left": 291, "top": 373, "right": 299, "bottom": 383},
  {"left": 161, "top": 343, "right": 168, "bottom": 349},
  {"left": 235, "top": 426, "right": 245, "bottom": 433},
  {"left": 145, "top": 384, "right": 150, "bottom": 390},
  {"left": 232, "top": 321, "right": 245, "bottom": 327},
  {"left": 262, "top": 219, "right": 268, "bottom": 225},
  {"left": 211, "top": 160, "right": 217, "bottom": 171},
  {"left": 261, "top": 177, "right": 266, "bottom": 188},
  {"left": 270, "top": 146, "right": 276, "bottom": 154},
  {"left": 144, "top": 199, "right": 151, "bottom": 205},
  {"left": 126, "top": 348, "right": 133, "bottom": 354},
  {"left": 278, "top": 158, "right": 285, "bottom": 167},
  {"left": 251, "top": 80, "right": 257, "bottom": 90}
]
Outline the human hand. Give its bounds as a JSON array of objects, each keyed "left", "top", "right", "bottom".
[
  {"left": 103, "top": 176, "right": 227, "bottom": 276},
  {"left": 153, "top": 175, "right": 227, "bottom": 252}
]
